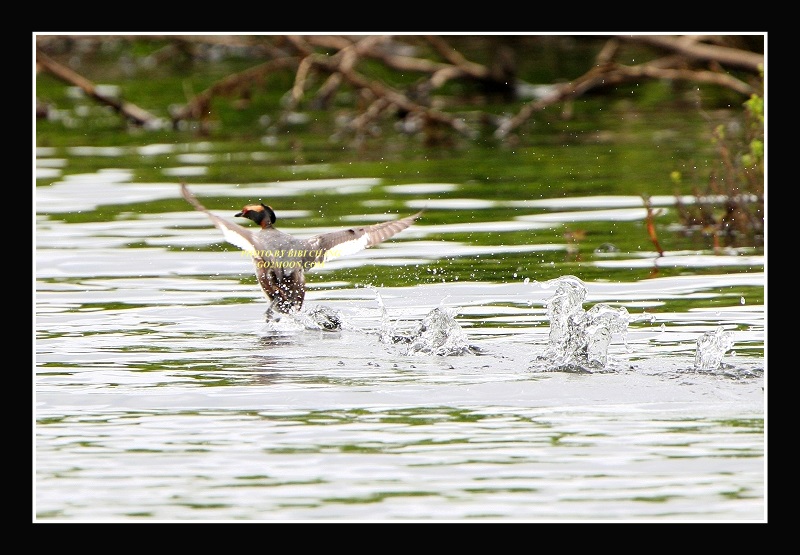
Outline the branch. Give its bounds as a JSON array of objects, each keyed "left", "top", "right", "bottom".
[
  {"left": 617, "top": 34, "right": 764, "bottom": 72},
  {"left": 366, "top": 36, "right": 495, "bottom": 92},
  {"left": 170, "top": 57, "right": 299, "bottom": 122},
  {"left": 36, "top": 49, "right": 159, "bottom": 126},
  {"left": 496, "top": 57, "right": 757, "bottom": 139},
  {"left": 642, "top": 195, "right": 665, "bottom": 257},
  {"left": 346, "top": 97, "right": 393, "bottom": 135},
  {"left": 423, "top": 35, "right": 490, "bottom": 79},
  {"left": 306, "top": 49, "right": 473, "bottom": 137},
  {"left": 287, "top": 35, "right": 383, "bottom": 109},
  {"left": 628, "top": 64, "right": 755, "bottom": 95}
]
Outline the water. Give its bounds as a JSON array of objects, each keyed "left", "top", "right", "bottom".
[{"left": 35, "top": 172, "right": 765, "bottom": 522}]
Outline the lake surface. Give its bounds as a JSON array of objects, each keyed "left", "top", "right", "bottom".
[{"left": 35, "top": 90, "right": 765, "bottom": 521}]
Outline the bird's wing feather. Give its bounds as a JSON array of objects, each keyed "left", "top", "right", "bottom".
[
  {"left": 181, "top": 184, "right": 257, "bottom": 252},
  {"left": 305, "top": 211, "right": 423, "bottom": 263}
]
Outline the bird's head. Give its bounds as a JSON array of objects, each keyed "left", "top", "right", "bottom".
[{"left": 235, "top": 203, "right": 276, "bottom": 228}]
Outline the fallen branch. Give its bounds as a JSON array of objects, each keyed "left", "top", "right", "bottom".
[
  {"left": 36, "top": 49, "right": 159, "bottom": 126},
  {"left": 617, "top": 34, "right": 764, "bottom": 72},
  {"left": 496, "top": 57, "right": 756, "bottom": 138},
  {"left": 304, "top": 48, "right": 474, "bottom": 137},
  {"left": 170, "top": 57, "right": 299, "bottom": 122},
  {"left": 37, "top": 35, "right": 763, "bottom": 146}
]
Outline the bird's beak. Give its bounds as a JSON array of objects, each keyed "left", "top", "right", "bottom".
[{"left": 234, "top": 211, "right": 244, "bottom": 217}]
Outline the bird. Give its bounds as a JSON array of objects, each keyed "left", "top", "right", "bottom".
[{"left": 180, "top": 184, "right": 422, "bottom": 317}]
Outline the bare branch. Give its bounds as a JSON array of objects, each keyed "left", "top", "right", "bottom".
[
  {"left": 36, "top": 49, "right": 159, "bottom": 126},
  {"left": 496, "top": 58, "right": 757, "bottom": 139},
  {"left": 616, "top": 34, "right": 764, "bottom": 72},
  {"left": 347, "top": 97, "right": 393, "bottom": 134},
  {"left": 37, "top": 35, "right": 762, "bottom": 146},
  {"left": 424, "top": 35, "right": 489, "bottom": 79},
  {"left": 171, "top": 57, "right": 299, "bottom": 122},
  {"left": 307, "top": 53, "right": 472, "bottom": 136},
  {"left": 595, "top": 38, "right": 620, "bottom": 65}
]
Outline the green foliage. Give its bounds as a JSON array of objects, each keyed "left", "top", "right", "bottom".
[
  {"left": 670, "top": 74, "right": 764, "bottom": 247},
  {"left": 743, "top": 92, "right": 764, "bottom": 169}
]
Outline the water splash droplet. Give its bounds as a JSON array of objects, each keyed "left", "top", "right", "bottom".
[
  {"left": 694, "top": 327, "right": 734, "bottom": 370},
  {"left": 538, "top": 276, "right": 630, "bottom": 372},
  {"left": 382, "top": 306, "right": 473, "bottom": 356}
]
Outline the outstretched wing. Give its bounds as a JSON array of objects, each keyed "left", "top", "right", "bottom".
[
  {"left": 305, "top": 211, "right": 423, "bottom": 264},
  {"left": 180, "top": 184, "right": 257, "bottom": 252}
]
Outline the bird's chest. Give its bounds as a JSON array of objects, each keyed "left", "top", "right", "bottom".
[{"left": 251, "top": 231, "right": 309, "bottom": 274}]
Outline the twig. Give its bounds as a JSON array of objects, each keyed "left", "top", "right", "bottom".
[{"left": 642, "top": 195, "right": 665, "bottom": 257}]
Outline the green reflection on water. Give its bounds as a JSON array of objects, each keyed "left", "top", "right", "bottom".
[{"left": 35, "top": 42, "right": 764, "bottom": 350}]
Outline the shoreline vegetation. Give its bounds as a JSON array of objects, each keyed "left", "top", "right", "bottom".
[{"left": 36, "top": 34, "right": 766, "bottom": 252}]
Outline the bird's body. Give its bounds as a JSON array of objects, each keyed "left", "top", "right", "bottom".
[{"left": 181, "top": 184, "right": 421, "bottom": 315}]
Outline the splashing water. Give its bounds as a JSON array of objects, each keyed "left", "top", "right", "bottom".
[
  {"left": 536, "top": 275, "right": 631, "bottom": 372},
  {"left": 261, "top": 287, "right": 472, "bottom": 356},
  {"left": 694, "top": 327, "right": 735, "bottom": 370},
  {"left": 261, "top": 304, "right": 346, "bottom": 332},
  {"left": 374, "top": 291, "right": 473, "bottom": 356},
  {"left": 403, "top": 306, "right": 473, "bottom": 356},
  {"left": 584, "top": 304, "right": 632, "bottom": 366},
  {"left": 296, "top": 305, "right": 345, "bottom": 331}
]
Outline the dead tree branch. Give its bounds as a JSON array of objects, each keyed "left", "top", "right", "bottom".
[
  {"left": 37, "top": 35, "right": 763, "bottom": 144},
  {"left": 617, "top": 34, "right": 764, "bottom": 72},
  {"left": 170, "top": 57, "right": 299, "bottom": 122},
  {"left": 36, "top": 49, "right": 159, "bottom": 126},
  {"left": 496, "top": 55, "right": 758, "bottom": 139},
  {"left": 306, "top": 51, "right": 473, "bottom": 136}
]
